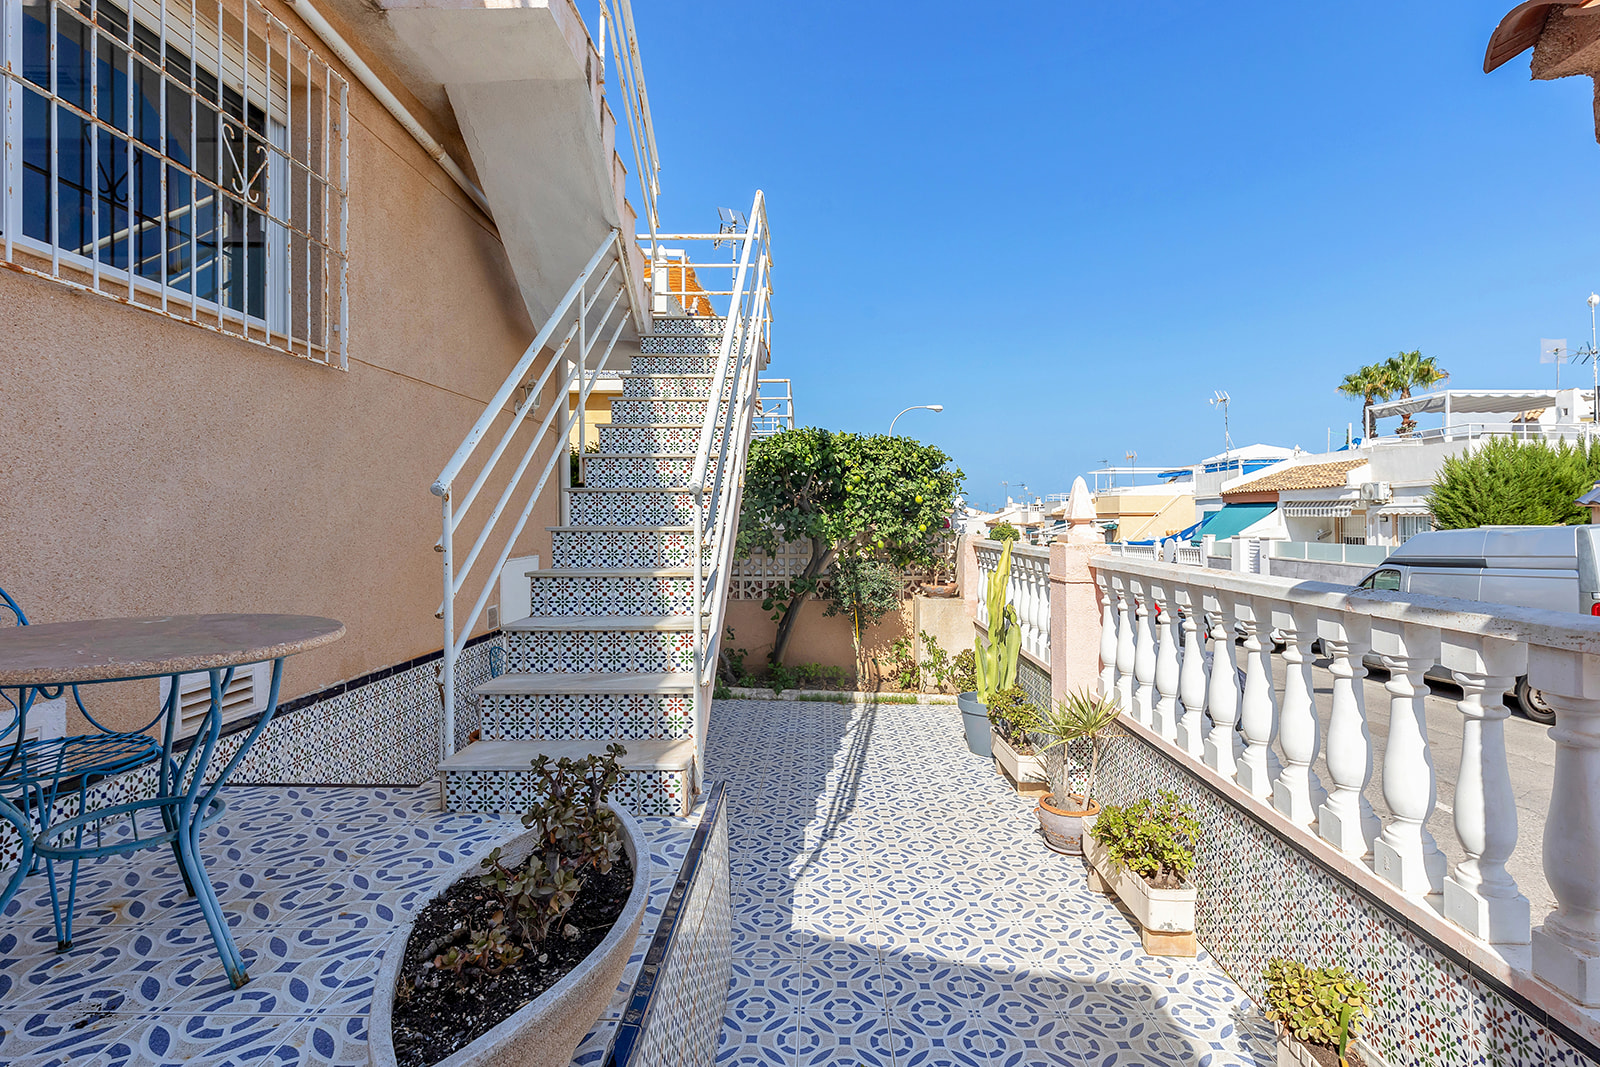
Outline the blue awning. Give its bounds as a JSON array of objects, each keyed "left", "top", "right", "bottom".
[{"left": 1195, "top": 503, "right": 1277, "bottom": 543}]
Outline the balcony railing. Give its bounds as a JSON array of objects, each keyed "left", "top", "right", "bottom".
[
  {"left": 974, "top": 540, "right": 1050, "bottom": 666},
  {"left": 1091, "top": 554, "right": 1600, "bottom": 1009}
]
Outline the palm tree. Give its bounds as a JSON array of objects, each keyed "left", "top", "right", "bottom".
[
  {"left": 1383, "top": 350, "right": 1448, "bottom": 435},
  {"left": 1336, "top": 364, "right": 1398, "bottom": 440}
]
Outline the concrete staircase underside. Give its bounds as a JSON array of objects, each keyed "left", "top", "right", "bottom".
[{"left": 438, "top": 318, "right": 727, "bottom": 817}]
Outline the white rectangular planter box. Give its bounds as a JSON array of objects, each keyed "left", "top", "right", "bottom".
[
  {"left": 990, "top": 729, "right": 1046, "bottom": 784},
  {"left": 1084, "top": 831, "right": 1197, "bottom": 956},
  {"left": 1275, "top": 1028, "right": 1388, "bottom": 1067}
]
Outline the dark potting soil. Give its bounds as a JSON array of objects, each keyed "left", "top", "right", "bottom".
[{"left": 388, "top": 853, "right": 634, "bottom": 1067}]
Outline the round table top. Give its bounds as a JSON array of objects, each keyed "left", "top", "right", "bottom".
[{"left": 0, "top": 614, "right": 345, "bottom": 686}]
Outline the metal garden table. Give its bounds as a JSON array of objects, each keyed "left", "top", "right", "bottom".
[{"left": 0, "top": 613, "right": 344, "bottom": 987}]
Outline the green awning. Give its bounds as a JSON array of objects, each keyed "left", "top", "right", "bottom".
[{"left": 1194, "top": 502, "right": 1277, "bottom": 543}]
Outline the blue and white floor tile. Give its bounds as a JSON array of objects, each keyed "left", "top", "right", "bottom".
[{"left": 708, "top": 698, "right": 1273, "bottom": 1067}]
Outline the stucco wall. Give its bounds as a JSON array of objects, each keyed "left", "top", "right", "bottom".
[
  {"left": 721, "top": 599, "right": 913, "bottom": 682},
  {"left": 0, "top": 3, "right": 558, "bottom": 730}
]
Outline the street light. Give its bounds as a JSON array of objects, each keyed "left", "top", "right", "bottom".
[{"left": 890, "top": 404, "right": 944, "bottom": 435}]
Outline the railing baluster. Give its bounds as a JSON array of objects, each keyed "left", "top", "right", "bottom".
[
  {"left": 1115, "top": 579, "right": 1136, "bottom": 716},
  {"left": 1317, "top": 611, "right": 1379, "bottom": 858},
  {"left": 1204, "top": 591, "right": 1240, "bottom": 778},
  {"left": 1098, "top": 578, "right": 1117, "bottom": 699},
  {"left": 1441, "top": 633, "right": 1530, "bottom": 945},
  {"left": 1153, "top": 587, "right": 1180, "bottom": 742},
  {"left": 1176, "top": 585, "right": 1207, "bottom": 759},
  {"left": 1235, "top": 597, "right": 1280, "bottom": 800},
  {"left": 1272, "top": 602, "right": 1322, "bottom": 827},
  {"left": 1529, "top": 647, "right": 1600, "bottom": 1006},
  {"left": 1133, "top": 582, "right": 1156, "bottom": 728},
  {"left": 1371, "top": 620, "right": 1446, "bottom": 896}
]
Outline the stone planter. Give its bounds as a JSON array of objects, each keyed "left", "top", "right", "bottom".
[
  {"left": 956, "top": 691, "right": 991, "bottom": 758},
  {"left": 367, "top": 806, "right": 653, "bottom": 1067},
  {"left": 991, "top": 729, "right": 1045, "bottom": 784},
  {"left": 1084, "top": 830, "right": 1197, "bottom": 957},
  {"left": 1035, "top": 794, "right": 1098, "bottom": 855}
]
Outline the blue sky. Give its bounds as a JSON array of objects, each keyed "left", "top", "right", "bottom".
[{"left": 630, "top": 2, "right": 1600, "bottom": 510}]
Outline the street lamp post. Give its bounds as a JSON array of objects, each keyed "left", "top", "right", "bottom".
[{"left": 890, "top": 404, "right": 944, "bottom": 435}]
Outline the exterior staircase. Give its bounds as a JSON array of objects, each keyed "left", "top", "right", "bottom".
[{"left": 439, "top": 317, "right": 732, "bottom": 817}]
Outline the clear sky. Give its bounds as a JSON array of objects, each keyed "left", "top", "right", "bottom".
[{"left": 628, "top": 2, "right": 1600, "bottom": 511}]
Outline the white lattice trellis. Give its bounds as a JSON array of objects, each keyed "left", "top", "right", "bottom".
[{"left": 728, "top": 542, "right": 942, "bottom": 601}]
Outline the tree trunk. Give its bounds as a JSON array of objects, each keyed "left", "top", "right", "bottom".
[{"left": 769, "top": 537, "right": 835, "bottom": 667}]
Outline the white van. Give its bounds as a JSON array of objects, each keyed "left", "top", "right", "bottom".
[{"left": 1356, "top": 526, "right": 1600, "bottom": 724}]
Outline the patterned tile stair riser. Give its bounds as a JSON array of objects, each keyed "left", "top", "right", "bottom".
[
  {"left": 480, "top": 691, "right": 694, "bottom": 741},
  {"left": 627, "top": 355, "right": 719, "bottom": 374},
  {"left": 442, "top": 767, "right": 690, "bottom": 817},
  {"left": 620, "top": 375, "right": 733, "bottom": 399},
  {"left": 1094, "top": 730, "right": 1597, "bottom": 1067},
  {"left": 527, "top": 574, "right": 696, "bottom": 617},
  {"left": 608, "top": 399, "right": 733, "bottom": 425},
  {"left": 581, "top": 456, "right": 710, "bottom": 490},
  {"left": 567, "top": 490, "right": 703, "bottom": 527},
  {"left": 500, "top": 630, "right": 697, "bottom": 675},
  {"left": 551, "top": 529, "right": 707, "bottom": 569},
  {"left": 597, "top": 425, "right": 726, "bottom": 454}
]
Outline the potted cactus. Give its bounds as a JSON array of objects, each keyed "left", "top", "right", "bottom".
[
  {"left": 1033, "top": 689, "right": 1122, "bottom": 856},
  {"left": 959, "top": 538, "right": 1020, "bottom": 757},
  {"left": 1261, "top": 959, "right": 1371, "bottom": 1066}
]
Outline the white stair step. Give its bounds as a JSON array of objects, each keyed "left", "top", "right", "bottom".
[
  {"left": 547, "top": 525, "right": 694, "bottom": 533},
  {"left": 477, "top": 671, "right": 696, "bottom": 696},
  {"left": 527, "top": 567, "right": 693, "bottom": 577},
  {"left": 440, "top": 738, "right": 696, "bottom": 774},
  {"left": 505, "top": 615, "right": 706, "bottom": 632}
]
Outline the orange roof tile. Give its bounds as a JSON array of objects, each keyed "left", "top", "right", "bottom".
[{"left": 1221, "top": 457, "right": 1368, "bottom": 497}]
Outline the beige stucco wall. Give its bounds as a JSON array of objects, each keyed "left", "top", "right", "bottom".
[
  {"left": 0, "top": 0, "right": 559, "bottom": 730},
  {"left": 1095, "top": 490, "right": 1195, "bottom": 542},
  {"left": 722, "top": 599, "right": 913, "bottom": 683}
]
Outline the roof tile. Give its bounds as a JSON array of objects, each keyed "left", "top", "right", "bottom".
[{"left": 1221, "top": 457, "right": 1368, "bottom": 497}]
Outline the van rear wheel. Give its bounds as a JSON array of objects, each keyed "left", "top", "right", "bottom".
[{"left": 1515, "top": 677, "right": 1557, "bottom": 726}]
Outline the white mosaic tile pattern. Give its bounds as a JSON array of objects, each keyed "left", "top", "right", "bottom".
[
  {"left": 705, "top": 698, "right": 1277, "bottom": 1067},
  {"left": 597, "top": 425, "right": 724, "bottom": 454},
  {"left": 527, "top": 574, "right": 695, "bottom": 617},
  {"left": 443, "top": 768, "right": 691, "bottom": 818},
  {"left": 567, "top": 490, "right": 701, "bottom": 527},
  {"left": 503, "top": 631, "right": 696, "bottom": 676},
  {"left": 628, "top": 355, "right": 719, "bottom": 374},
  {"left": 552, "top": 530, "right": 704, "bottom": 570},
  {"left": 480, "top": 692, "right": 693, "bottom": 741},
  {"left": 609, "top": 399, "right": 730, "bottom": 425},
  {"left": 0, "top": 784, "right": 701, "bottom": 1067},
  {"left": 582, "top": 456, "right": 703, "bottom": 489},
  {"left": 621, "top": 375, "right": 727, "bottom": 399}
]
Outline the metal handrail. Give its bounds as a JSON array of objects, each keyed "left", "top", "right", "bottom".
[
  {"left": 432, "top": 227, "right": 638, "bottom": 759},
  {"left": 599, "top": 0, "right": 660, "bottom": 262}
]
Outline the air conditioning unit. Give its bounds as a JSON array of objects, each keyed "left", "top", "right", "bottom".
[{"left": 1359, "top": 481, "right": 1393, "bottom": 503}]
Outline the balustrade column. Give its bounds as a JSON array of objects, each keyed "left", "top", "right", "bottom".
[
  {"left": 1097, "top": 578, "right": 1117, "bottom": 699},
  {"left": 1371, "top": 620, "right": 1446, "bottom": 896},
  {"left": 1204, "top": 592, "right": 1241, "bottom": 777},
  {"left": 1317, "top": 612, "right": 1379, "bottom": 858},
  {"left": 1441, "top": 634, "right": 1529, "bottom": 945},
  {"left": 1115, "top": 580, "right": 1136, "bottom": 715},
  {"left": 1235, "top": 598, "right": 1281, "bottom": 800},
  {"left": 1153, "top": 587, "right": 1181, "bottom": 742},
  {"left": 1272, "top": 602, "right": 1323, "bottom": 827},
  {"left": 1530, "top": 646, "right": 1600, "bottom": 1006},
  {"left": 1132, "top": 583, "right": 1157, "bottom": 727},
  {"left": 1176, "top": 586, "right": 1207, "bottom": 758}
]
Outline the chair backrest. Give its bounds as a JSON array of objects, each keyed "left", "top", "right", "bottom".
[{"left": 0, "top": 587, "right": 26, "bottom": 628}]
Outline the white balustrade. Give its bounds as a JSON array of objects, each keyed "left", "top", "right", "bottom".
[
  {"left": 972, "top": 540, "right": 1051, "bottom": 672},
  {"left": 1132, "top": 583, "right": 1157, "bottom": 727},
  {"left": 1152, "top": 585, "right": 1181, "bottom": 742},
  {"left": 1176, "top": 585, "right": 1207, "bottom": 758},
  {"left": 1086, "top": 554, "right": 1600, "bottom": 1008}
]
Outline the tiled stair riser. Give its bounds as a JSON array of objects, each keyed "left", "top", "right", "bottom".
[
  {"left": 609, "top": 399, "right": 731, "bottom": 425},
  {"left": 622, "top": 375, "right": 729, "bottom": 399},
  {"left": 502, "top": 629, "right": 696, "bottom": 674},
  {"left": 443, "top": 767, "right": 689, "bottom": 817},
  {"left": 598, "top": 426, "right": 724, "bottom": 453},
  {"left": 480, "top": 691, "right": 693, "bottom": 741},
  {"left": 568, "top": 491, "right": 701, "bottom": 526},
  {"left": 551, "top": 529, "right": 707, "bottom": 569},
  {"left": 527, "top": 574, "right": 695, "bottom": 616},
  {"left": 629, "top": 355, "right": 718, "bottom": 374},
  {"left": 582, "top": 456, "right": 705, "bottom": 489}
]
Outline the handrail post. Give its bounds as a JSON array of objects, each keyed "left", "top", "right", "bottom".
[{"left": 439, "top": 490, "right": 456, "bottom": 761}]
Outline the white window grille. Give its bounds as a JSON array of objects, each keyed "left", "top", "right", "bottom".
[
  {"left": 0, "top": 0, "right": 349, "bottom": 365},
  {"left": 1394, "top": 512, "right": 1433, "bottom": 544}
]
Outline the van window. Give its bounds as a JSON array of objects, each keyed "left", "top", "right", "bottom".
[{"left": 1361, "top": 569, "right": 1402, "bottom": 592}]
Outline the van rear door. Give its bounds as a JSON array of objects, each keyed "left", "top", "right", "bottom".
[{"left": 1579, "top": 527, "right": 1600, "bottom": 617}]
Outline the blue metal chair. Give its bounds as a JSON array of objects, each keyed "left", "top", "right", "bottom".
[{"left": 0, "top": 587, "right": 165, "bottom": 948}]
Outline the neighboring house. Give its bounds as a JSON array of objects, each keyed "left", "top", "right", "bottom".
[
  {"left": 1086, "top": 480, "right": 1195, "bottom": 543},
  {"left": 1486, "top": 2, "right": 1600, "bottom": 142},
  {"left": 0, "top": 0, "right": 762, "bottom": 809},
  {"left": 1188, "top": 443, "right": 1297, "bottom": 527}
]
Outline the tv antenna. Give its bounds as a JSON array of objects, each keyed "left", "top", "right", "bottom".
[
  {"left": 1210, "top": 391, "right": 1233, "bottom": 471},
  {"left": 1542, "top": 338, "right": 1569, "bottom": 389},
  {"left": 713, "top": 207, "right": 746, "bottom": 251}
]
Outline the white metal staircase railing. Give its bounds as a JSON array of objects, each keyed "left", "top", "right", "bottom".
[
  {"left": 599, "top": 0, "right": 660, "bottom": 262},
  {"left": 431, "top": 230, "right": 638, "bottom": 759}
]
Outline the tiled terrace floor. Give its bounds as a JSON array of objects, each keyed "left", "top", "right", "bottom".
[
  {"left": 1, "top": 698, "right": 1274, "bottom": 1066},
  {"left": 706, "top": 699, "right": 1274, "bottom": 1066}
]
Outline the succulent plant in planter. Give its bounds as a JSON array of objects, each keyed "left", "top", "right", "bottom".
[
  {"left": 986, "top": 685, "right": 1045, "bottom": 785},
  {"left": 1032, "top": 689, "right": 1122, "bottom": 855},
  {"left": 1084, "top": 790, "right": 1201, "bottom": 956},
  {"left": 1261, "top": 959, "right": 1369, "bottom": 1067}
]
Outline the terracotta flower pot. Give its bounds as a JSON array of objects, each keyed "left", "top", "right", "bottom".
[{"left": 1035, "top": 794, "right": 1099, "bottom": 855}]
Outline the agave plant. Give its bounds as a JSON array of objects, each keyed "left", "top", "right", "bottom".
[{"left": 1034, "top": 689, "right": 1123, "bottom": 809}]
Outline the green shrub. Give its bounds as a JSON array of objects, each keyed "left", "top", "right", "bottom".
[
  {"left": 985, "top": 685, "right": 1040, "bottom": 751},
  {"left": 881, "top": 636, "right": 920, "bottom": 691},
  {"left": 1262, "top": 959, "right": 1367, "bottom": 1056},
  {"left": 1089, "top": 790, "right": 1199, "bottom": 889},
  {"left": 990, "top": 521, "right": 1020, "bottom": 543},
  {"left": 951, "top": 648, "right": 977, "bottom": 694}
]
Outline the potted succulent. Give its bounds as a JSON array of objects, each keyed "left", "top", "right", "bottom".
[
  {"left": 368, "top": 746, "right": 653, "bottom": 1067},
  {"left": 1033, "top": 689, "right": 1122, "bottom": 856},
  {"left": 986, "top": 685, "right": 1045, "bottom": 785},
  {"left": 960, "top": 538, "right": 1020, "bottom": 758},
  {"left": 1262, "top": 959, "right": 1370, "bottom": 1067},
  {"left": 1084, "top": 790, "right": 1200, "bottom": 957}
]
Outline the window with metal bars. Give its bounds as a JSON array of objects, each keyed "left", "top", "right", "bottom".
[{"left": 0, "top": 0, "right": 349, "bottom": 365}]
